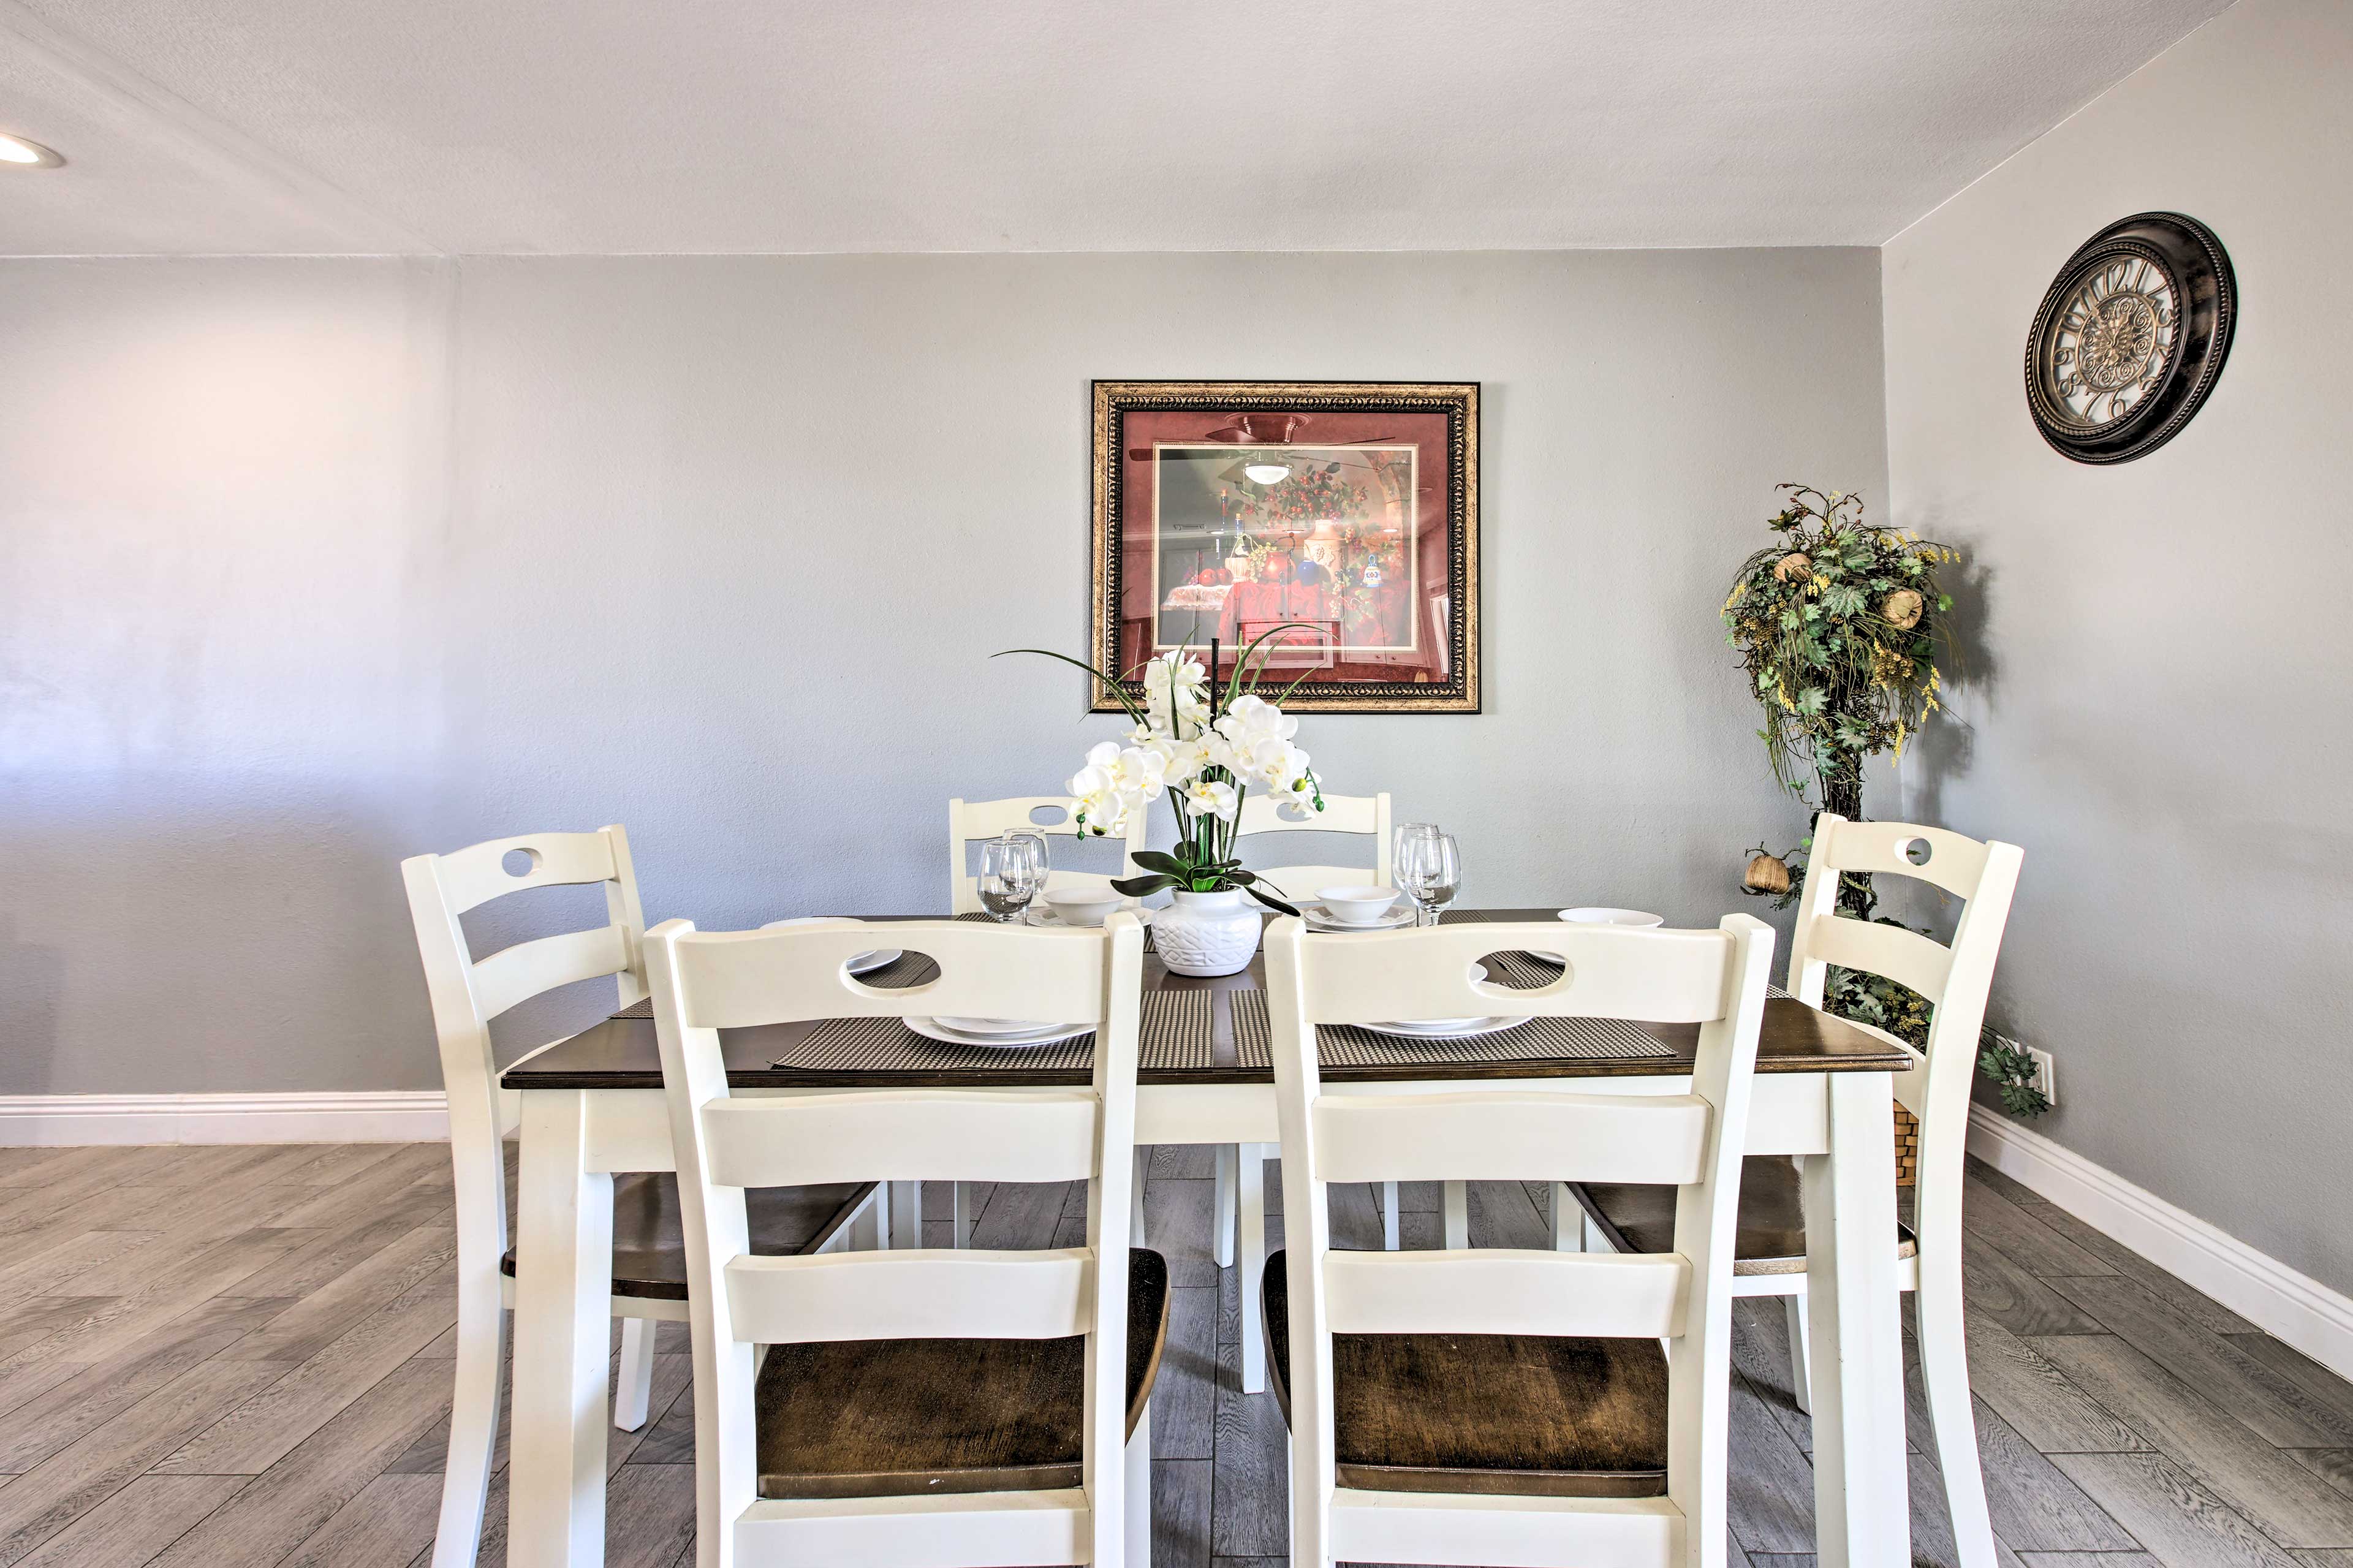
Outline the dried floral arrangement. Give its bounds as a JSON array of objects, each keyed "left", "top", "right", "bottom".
[{"left": 1725, "top": 485, "right": 2047, "bottom": 1115}]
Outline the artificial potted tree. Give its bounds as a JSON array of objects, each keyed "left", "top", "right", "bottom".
[{"left": 1725, "top": 485, "right": 2046, "bottom": 1116}]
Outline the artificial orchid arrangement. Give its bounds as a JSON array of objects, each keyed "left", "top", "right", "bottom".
[{"left": 996, "top": 630, "right": 1327, "bottom": 914}]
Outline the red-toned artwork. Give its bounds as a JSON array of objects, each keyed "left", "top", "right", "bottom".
[{"left": 1089, "top": 382, "right": 1479, "bottom": 713}]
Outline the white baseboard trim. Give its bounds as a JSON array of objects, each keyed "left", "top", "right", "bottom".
[
  {"left": 0, "top": 1091, "right": 449, "bottom": 1146},
  {"left": 1968, "top": 1104, "right": 2353, "bottom": 1382}
]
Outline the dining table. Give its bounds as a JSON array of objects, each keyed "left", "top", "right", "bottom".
[{"left": 498, "top": 907, "right": 1916, "bottom": 1568}]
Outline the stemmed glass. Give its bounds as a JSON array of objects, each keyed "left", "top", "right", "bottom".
[
  {"left": 977, "top": 831, "right": 1049, "bottom": 923},
  {"left": 1396, "top": 829, "right": 1461, "bottom": 928}
]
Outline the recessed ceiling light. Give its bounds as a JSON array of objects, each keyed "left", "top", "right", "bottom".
[{"left": 0, "top": 134, "right": 63, "bottom": 169}]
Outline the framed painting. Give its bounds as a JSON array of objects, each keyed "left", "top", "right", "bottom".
[{"left": 1089, "top": 380, "right": 1480, "bottom": 713}]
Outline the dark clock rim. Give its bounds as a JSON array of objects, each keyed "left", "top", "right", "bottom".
[{"left": 2023, "top": 210, "right": 2236, "bottom": 466}]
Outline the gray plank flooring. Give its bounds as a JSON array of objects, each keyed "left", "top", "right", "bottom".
[{"left": 0, "top": 1144, "right": 2345, "bottom": 1566}]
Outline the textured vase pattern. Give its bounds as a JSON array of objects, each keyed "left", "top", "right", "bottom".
[{"left": 1153, "top": 891, "right": 1262, "bottom": 977}]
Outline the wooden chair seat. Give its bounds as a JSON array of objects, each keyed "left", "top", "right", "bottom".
[
  {"left": 1260, "top": 1249, "right": 1669, "bottom": 1498},
  {"left": 499, "top": 1172, "right": 877, "bottom": 1299},
  {"left": 751, "top": 1248, "right": 1171, "bottom": 1501},
  {"left": 1568, "top": 1156, "right": 1917, "bottom": 1276}
]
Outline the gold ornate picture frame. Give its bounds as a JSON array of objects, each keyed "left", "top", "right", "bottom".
[{"left": 1089, "top": 380, "right": 1480, "bottom": 714}]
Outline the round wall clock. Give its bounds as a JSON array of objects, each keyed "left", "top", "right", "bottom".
[{"left": 2023, "top": 211, "right": 2236, "bottom": 464}]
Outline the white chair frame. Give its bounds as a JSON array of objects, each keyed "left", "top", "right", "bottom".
[
  {"left": 1226, "top": 789, "right": 1394, "bottom": 904},
  {"left": 1577, "top": 812, "right": 2021, "bottom": 1568},
  {"left": 648, "top": 914, "right": 1151, "bottom": 1568},
  {"left": 404, "top": 826, "right": 881, "bottom": 1568},
  {"left": 1783, "top": 815, "right": 2021, "bottom": 1567},
  {"left": 949, "top": 795, "right": 1151, "bottom": 916},
  {"left": 944, "top": 795, "right": 1148, "bottom": 1252},
  {"left": 1266, "top": 912, "right": 1776, "bottom": 1568},
  {"left": 1203, "top": 791, "right": 1396, "bottom": 1299}
]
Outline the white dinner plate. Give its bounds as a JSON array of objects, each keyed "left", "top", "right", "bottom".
[
  {"left": 905, "top": 1015, "right": 1090, "bottom": 1049},
  {"left": 1304, "top": 903, "right": 1415, "bottom": 932},
  {"left": 759, "top": 917, "right": 901, "bottom": 974},
  {"left": 1358, "top": 1015, "right": 1534, "bottom": 1040},
  {"left": 1556, "top": 907, "right": 1665, "bottom": 928},
  {"left": 1021, "top": 905, "right": 1153, "bottom": 930},
  {"left": 933, "top": 1015, "right": 1056, "bottom": 1036}
]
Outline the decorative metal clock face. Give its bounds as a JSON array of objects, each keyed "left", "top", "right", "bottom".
[
  {"left": 2024, "top": 213, "right": 2235, "bottom": 464},
  {"left": 2041, "top": 256, "right": 2177, "bottom": 430}
]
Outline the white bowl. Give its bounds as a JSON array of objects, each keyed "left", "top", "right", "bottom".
[
  {"left": 1042, "top": 887, "right": 1123, "bottom": 927},
  {"left": 1558, "top": 906, "right": 1665, "bottom": 928},
  {"left": 1317, "top": 885, "right": 1400, "bottom": 925}
]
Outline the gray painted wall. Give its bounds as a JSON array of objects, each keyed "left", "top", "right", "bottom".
[
  {"left": 1882, "top": 0, "right": 2352, "bottom": 1292},
  {"left": 2, "top": 248, "right": 1888, "bottom": 1094}
]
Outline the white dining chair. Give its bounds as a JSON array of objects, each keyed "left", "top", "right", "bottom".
[
  {"left": 401, "top": 827, "right": 884, "bottom": 1568},
  {"left": 1261, "top": 911, "right": 1775, "bottom": 1568},
  {"left": 941, "top": 795, "right": 1149, "bottom": 1249},
  {"left": 1228, "top": 789, "right": 1393, "bottom": 904},
  {"left": 646, "top": 912, "right": 1164, "bottom": 1568},
  {"left": 1210, "top": 790, "right": 1400, "bottom": 1312},
  {"left": 949, "top": 794, "right": 1151, "bottom": 915},
  {"left": 1566, "top": 813, "right": 2023, "bottom": 1568}
]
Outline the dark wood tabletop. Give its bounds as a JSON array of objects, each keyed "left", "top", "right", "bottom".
[{"left": 503, "top": 909, "right": 1910, "bottom": 1091}]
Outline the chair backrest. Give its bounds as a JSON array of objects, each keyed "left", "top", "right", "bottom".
[
  {"left": 948, "top": 795, "right": 1151, "bottom": 914},
  {"left": 400, "top": 826, "right": 648, "bottom": 1269},
  {"left": 648, "top": 914, "right": 1146, "bottom": 1566},
  {"left": 1264, "top": 913, "right": 1774, "bottom": 1564},
  {"left": 1785, "top": 813, "right": 2022, "bottom": 1203},
  {"left": 1230, "top": 790, "right": 1392, "bottom": 902}
]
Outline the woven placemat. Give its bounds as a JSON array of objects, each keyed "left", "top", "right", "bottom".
[
  {"left": 787, "top": 988, "right": 1210, "bottom": 1072},
  {"left": 1227, "top": 990, "right": 1675, "bottom": 1069},
  {"left": 615, "top": 988, "right": 1211, "bottom": 1072}
]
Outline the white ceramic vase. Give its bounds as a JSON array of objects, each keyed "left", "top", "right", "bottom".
[{"left": 1153, "top": 888, "right": 1262, "bottom": 977}]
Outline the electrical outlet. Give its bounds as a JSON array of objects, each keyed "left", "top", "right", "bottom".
[{"left": 2028, "top": 1045, "right": 2056, "bottom": 1108}]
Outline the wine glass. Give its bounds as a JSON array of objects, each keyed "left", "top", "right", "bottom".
[
  {"left": 1397, "top": 830, "right": 1461, "bottom": 928},
  {"left": 1393, "top": 821, "right": 1438, "bottom": 894},
  {"left": 977, "top": 831, "right": 1049, "bottom": 923}
]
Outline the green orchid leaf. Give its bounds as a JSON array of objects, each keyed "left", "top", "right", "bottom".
[
  {"left": 1112, "top": 872, "right": 1178, "bottom": 898},
  {"left": 1245, "top": 885, "right": 1302, "bottom": 917}
]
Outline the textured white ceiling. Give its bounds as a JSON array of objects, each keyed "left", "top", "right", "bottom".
[{"left": 0, "top": 0, "right": 2234, "bottom": 256}]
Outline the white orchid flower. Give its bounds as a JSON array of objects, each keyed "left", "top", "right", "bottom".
[
  {"left": 1214, "top": 693, "right": 1298, "bottom": 748},
  {"left": 1142, "top": 651, "right": 1207, "bottom": 696},
  {"left": 1182, "top": 778, "right": 1238, "bottom": 821},
  {"left": 1145, "top": 733, "right": 1210, "bottom": 786},
  {"left": 1105, "top": 744, "right": 1166, "bottom": 800},
  {"left": 1233, "top": 736, "right": 1305, "bottom": 792}
]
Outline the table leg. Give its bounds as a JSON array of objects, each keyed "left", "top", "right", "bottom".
[
  {"left": 1213, "top": 1145, "right": 1237, "bottom": 1268},
  {"left": 1132, "top": 1145, "right": 1151, "bottom": 1247},
  {"left": 1803, "top": 1072, "right": 1909, "bottom": 1568},
  {"left": 888, "top": 1180, "right": 923, "bottom": 1249},
  {"left": 1238, "top": 1142, "right": 1268, "bottom": 1394},
  {"left": 508, "top": 1091, "right": 614, "bottom": 1568}
]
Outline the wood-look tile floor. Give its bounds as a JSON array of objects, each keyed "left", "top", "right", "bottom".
[{"left": 0, "top": 1142, "right": 2348, "bottom": 1566}]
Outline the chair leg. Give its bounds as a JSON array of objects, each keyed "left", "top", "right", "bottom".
[
  {"left": 1917, "top": 1271, "right": 1999, "bottom": 1566},
  {"left": 1124, "top": 1403, "right": 1153, "bottom": 1567},
  {"left": 1213, "top": 1145, "right": 1237, "bottom": 1268},
  {"left": 1441, "top": 1180, "right": 1469, "bottom": 1249},
  {"left": 1238, "top": 1143, "right": 1268, "bottom": 1394},
  {"left": 953, "top": 1180, "right": 974, "bottom": 1247},
  {"left": 1582, "top": 1208, "right": 1607, "bottom": 1254},
  {"left": 1381, "top": 1180, "right": 1400, "bottom": 1251},
  {"left": 1551, "top": 1181, "right": 1575, "bottom": 1251},
  {"left": 431, "top": 1280, "right": 507, "bottom": 1568},
  {"left": 887, "top": 1180, "right": 922, "bottom": 1249},
  {"left": 613, "top": 1315, "right": 656, "bottom": 1432},
  {"left": 1784, "top": 1293, "right": 1814, "bottom": 1415}
]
